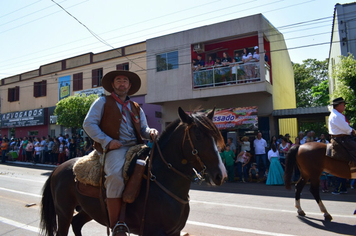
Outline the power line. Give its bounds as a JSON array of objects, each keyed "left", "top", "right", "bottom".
[{"left": 1, "top": 1, "right": 353, "bottom": 77}]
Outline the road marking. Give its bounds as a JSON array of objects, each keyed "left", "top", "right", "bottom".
[
  {"left": 0, "top": 216, "right": 39, "bottom": 233},
  {"left": 0, "top": 174, "right": 45, "bottom": 183},
  {"left": 0, "top": 187, "right": 41, "bottom": 198},
  {"left": 187, "top": 220, "right": 296, "bottom": 236},
  {"left": 190, "top": 200, "right": 356, "bottom": 218}
]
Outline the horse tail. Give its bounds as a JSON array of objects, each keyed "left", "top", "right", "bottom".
[
  {"left": 284, "top": 145, "right": 300, "bottom": 190},
  {"left": 40, "top": 172, "right": 57, "bottom": 236}
]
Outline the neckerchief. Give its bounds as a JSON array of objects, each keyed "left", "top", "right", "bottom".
[
  {"left": 342, "top": 113, "right": 350, "bottom": 125},
  {"left": 111, "top": 92, "right": 140, "bottom": 123}
]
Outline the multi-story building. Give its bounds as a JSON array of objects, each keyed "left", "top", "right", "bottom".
[
  {"left": 0, "top": 42, "right": 161, "bottom": 138},
  {"left": 1, "top": 13, "right": 297, "bottom": 144},
  {"left": 146, "top": 14, "right": 296, "bottom": 142},
  {"left": 328, "top": 2, "right": 356, "bottom": 94}
]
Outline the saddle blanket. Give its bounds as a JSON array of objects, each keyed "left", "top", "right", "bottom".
[{"left": 73, "top": 144, "right": 148, "bottom": 187}]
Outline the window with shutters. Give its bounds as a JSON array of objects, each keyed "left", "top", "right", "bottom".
[
  {"left": 34, "top": 80, "right": 47, "bottom": 98},
  {"left": 116, "top": 63, "right": 129, "bottom": 71},
  {"left": 8, "top": 86, "right": 19, "bottom": 102},
  {"left": 73, "top": 72, "right": 83, "bottom": 91},
  {"left": 92, "top": 68, "right": 103, "bottom": 88}
]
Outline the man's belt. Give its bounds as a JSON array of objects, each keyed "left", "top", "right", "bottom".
[{"left": 331, "top": 134, "right": 350, "bottom": 138}]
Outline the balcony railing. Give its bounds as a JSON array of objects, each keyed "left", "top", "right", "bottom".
[{"left": 192, "top": 61, "right": 262, "bottom": 88}]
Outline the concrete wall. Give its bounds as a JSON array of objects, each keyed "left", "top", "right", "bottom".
[
  {"left": 328, "top": 3, "right": 356, "bottom": 94},
  {"left": 146, "top": 14, "right": 295, "bottom": 133}
]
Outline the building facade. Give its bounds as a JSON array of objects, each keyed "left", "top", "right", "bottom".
[
  {"left": 328, "top": 2, "right": 356, "bottom": 94},
  {"left": 0, "top": 42, "right": 162, "bottom": 138},
  {"left": 146, "top": 14, "right": 296, "bottom": 142}
]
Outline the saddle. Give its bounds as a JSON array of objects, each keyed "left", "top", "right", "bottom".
[
  {"left": 73, "top": 144, "right": 150, "bottom": 199},
  {"left": 326, "top": 140, "right": 356, "bottom": 178}
]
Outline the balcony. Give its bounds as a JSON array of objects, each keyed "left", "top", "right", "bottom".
[{"left": 193, "top": 61, "right": 269, "bottom": 88}]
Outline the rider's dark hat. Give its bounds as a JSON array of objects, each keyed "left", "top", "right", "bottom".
[
  {"left": 101, "top": 70, "right": 141, "bottom": 95},
  {"left": 331, "top": 97, "right": 348, "bottom": 105}
]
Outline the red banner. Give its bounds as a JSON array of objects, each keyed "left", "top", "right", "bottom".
[{"left": 208, "top": 107, "right": 258, "bottom": 130}]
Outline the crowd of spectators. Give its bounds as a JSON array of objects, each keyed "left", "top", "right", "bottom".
[
  {"left": 0, "top": 133, "right": 93, "bottom": 165},
  {"left": 218, "top": 131, "right": 355, "bottom": 191},
  {"left": 192, "top": 46, "right": 267, "bottom": 85}
]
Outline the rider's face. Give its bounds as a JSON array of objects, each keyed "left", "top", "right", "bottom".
[
  {"left": 111, "top": 76, "right": 131, "bottom": 97},
  {"left": 336, "top": 102, "right": 346, "bottom": 113}
]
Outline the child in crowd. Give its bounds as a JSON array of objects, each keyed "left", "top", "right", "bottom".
[
  {"left": 34, "top": 142, "right": 41, "bottom": 163},
  {"left": 222, "top": 145, "right": 235, "bottom": 182},
  {"left": 65, "top": 146, "right": 69, "bottom": 160},
  {"left": 320, "top": 171, "right": 329, "bottom": 192},
  {"left": 249, "top": 163, "right": 259, "bottom": 182}
]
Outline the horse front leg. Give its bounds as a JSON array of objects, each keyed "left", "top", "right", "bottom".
[
  {"left": 295, "top": 178, "right": 307, "bottom": 216},
  {"left": 309, "top": 179, "right": 332, "bottom": 220}
]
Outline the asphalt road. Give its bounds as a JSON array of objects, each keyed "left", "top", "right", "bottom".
[{"left": 0, "top": 162, "right": 355, "bottom": 236}]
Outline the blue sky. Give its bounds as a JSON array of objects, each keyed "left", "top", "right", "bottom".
[{"left": 0, "top": 0, "right": 351, "bottom": 79}]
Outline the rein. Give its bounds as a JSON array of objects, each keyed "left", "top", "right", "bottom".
[{"left": 139, "top": 124, "right": 207, "bottom": 235}]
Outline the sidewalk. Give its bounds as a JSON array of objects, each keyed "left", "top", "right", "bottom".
[{"left": 3, "top": 160, "right": 56, "bottom": 169}]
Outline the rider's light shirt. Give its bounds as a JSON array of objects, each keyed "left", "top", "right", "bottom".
[{"left": 328, "top": 109, "right": 352, "bottom": 135}]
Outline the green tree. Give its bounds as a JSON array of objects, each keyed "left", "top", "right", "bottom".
[
  {"left": 332, "top": 54, "right": 356, "bottom": 127},
  {"left": 54, "top": 94, "right": 98, "bottom": 130},
  {"left": 311, "top": 80, "right": 329, "bottom": 106},
  {"left": 293, "top": 59, "right": 329, "bottom": 107}
]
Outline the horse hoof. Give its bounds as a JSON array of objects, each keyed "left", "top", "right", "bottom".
[
  {"left": 324, "top": 213, "right": 332, "bottom": 221},
  {"left": 298, "top": 210, "right": 306, "bottom": 216}
]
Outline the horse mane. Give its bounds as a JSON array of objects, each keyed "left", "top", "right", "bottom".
[
  {"left": 191, "top": 112, "right": 224, "bottom": 148},
  {"left": 156, "top": 111, "right": 224, "bottom": 148},
  {"left": 157, "top": 118, "right": 181, "bottom": 148}
]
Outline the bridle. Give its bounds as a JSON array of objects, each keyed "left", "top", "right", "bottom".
[
  {"left": 182, "top": 124, "right": 207, "bottom": 182},
  {"left": 140, "top": 123, "right": 210, "bottom": 235},
  {"left": 145, "top": 123, "right": 208, "bottom": 202}
]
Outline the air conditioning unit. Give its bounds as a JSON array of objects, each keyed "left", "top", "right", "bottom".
[{"left": 193, "top": 43, "right": 205, "bottom": 53}]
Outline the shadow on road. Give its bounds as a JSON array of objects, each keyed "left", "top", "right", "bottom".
[
  {"left": 297, "top": 216, "right": 356, "bottom": 236},
  {"left": 190, "top": 181, "right": 356, "bottom": 203}
]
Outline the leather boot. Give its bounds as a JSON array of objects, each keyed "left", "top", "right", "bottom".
[
  {"left": 107, "top": 198, "right": 121, "bottom": 229},
  {"left": 122, "top": 163, "right": 145, "bottom": 203},
  {"left": 107, "top": 198, "right": 127, "bottom": 236}
]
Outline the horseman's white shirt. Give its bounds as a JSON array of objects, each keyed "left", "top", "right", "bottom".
[{"left": 328, "top": 109, "right": 352, "bottom": 135}]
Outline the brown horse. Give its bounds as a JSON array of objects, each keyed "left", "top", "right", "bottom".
[
  {"left": 40, "top": 107, "right": 227, "bottom": 236},
  {"left": 284, "top": 142, "right": 355, "bottom": 220}
]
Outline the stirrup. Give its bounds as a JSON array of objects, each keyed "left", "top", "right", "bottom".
[{"left": 112, "top": 222, "right": 130, "bottom": 236}]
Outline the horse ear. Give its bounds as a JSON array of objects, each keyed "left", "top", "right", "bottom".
[
  {"left": 178, "top": 107, "right": 193, "bottom": 124},
  {"left": 206, "top": 107, "right": 215, "bottom": 120}
]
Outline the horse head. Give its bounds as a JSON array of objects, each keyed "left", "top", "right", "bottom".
[{"left": 178, "top": 107, "right": 227, "bottom": 186}]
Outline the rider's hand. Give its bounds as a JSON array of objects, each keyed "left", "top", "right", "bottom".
[
  {"left": 150, "top": 129, "right": 159, "bottom": 140},
  {"left": 108, "top": 140, "right": 123, "bottom": 150}
]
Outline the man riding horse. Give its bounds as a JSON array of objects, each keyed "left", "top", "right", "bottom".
[
  {"left": 83, "top": 70, "right": 158, "bottom": 236},
  {"left": 328, "top": 97, "right": 356, "bottom": 163}
]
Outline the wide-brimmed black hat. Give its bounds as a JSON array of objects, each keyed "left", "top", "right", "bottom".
[
  {"left": 101, "top": 70, "right": 141, "bottom": 95},
  {"left": 331, "top": 97, "right": 348, "bottom": 105}
]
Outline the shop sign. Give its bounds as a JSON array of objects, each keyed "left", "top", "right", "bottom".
[
  {"left": 74, "top": 87, "right": 105, "bottom": 97},
  {"left": 208, "top": 106, "right": 258, "bottom": 130},
  {"left": 1, "top": 108, "right": 45, "bottom": 128}
]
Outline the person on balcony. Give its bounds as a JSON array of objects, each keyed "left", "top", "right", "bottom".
[
  {"left": 221, "top": 52, "right": 232, "bottom": 66},
  {"left": 205, "top": 56, "right": 215, "bottom": 68},
  {"left": 242, "top": 48, "right": 252, "bottom": 63},
  {"left": 242, "top": 48, "right": 253, "bottom": 81},
  {"left": 234, "top": 52, "right": 242, "bottom": 63},
  {"left": 192, "top": 59, "right": 199, "bottom": 71},
  {"left": 197, "top": 54, "right": 205, "bottom": 70},
  {"left": 253, "top": 46, "right": 260, "bottom": 62},
  {"left": 215, "top": 57, "right": 222, "bottom": 66}
]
